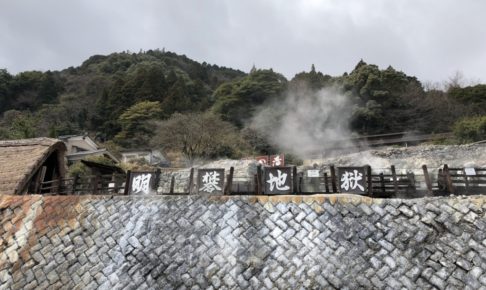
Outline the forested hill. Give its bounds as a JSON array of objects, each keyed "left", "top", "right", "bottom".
[
  {"left": 0, "top": 49, "right": 245, "bottom": 139},
  {"left": 0, "top": 50, "right": 485, "bottom": 158}
]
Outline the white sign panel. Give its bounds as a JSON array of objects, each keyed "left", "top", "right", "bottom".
[
  {"left": 307, "top": 170, "right": 320, "bottom": 178},
  {"left": 465, "top": 167, "right": 476, "bottom": 176}
]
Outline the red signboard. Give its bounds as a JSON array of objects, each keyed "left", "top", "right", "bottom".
[
  {"left": 270, "top": 154, "right": 285, "bottom": 167},
  {"left": 255, "top": 154, "right": 285, "bottom": 167},
  {"left": 256, "top": 156, "right": 269, "bottom": 165}
]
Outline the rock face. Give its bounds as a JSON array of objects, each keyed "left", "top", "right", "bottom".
[
  {"left": 305, "top": 143, "right": 486, "bottom": 173},
  {"left": 2, "top": 194, "right": 486, "bottom": 289}
]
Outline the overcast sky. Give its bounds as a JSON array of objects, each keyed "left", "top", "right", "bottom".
[{"left": 1, "top": 0, "right": 485, "bottom": 84}]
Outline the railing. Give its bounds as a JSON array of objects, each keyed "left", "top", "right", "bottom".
[
  {"left": 439, "top": 166, "right": 486, "bottom": 195},
  {"left": 40, "top": 173, "right": 127, "bottom": 195},
  {"left": 40, "top": 165, "right": 486, "bottom": 198}
]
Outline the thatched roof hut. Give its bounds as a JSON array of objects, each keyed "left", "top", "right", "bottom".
[{"left": 0, "top": 138, "right": 66, "bottom": 195}]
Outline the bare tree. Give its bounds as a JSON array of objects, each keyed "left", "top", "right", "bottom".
[
  {"left": 445, "top": 70, "right": 465, "bottom": 91},
  {"left": 444, "top": 70, "right": 482, "bottom": 91},
  {"left": 151, "top": 112, "right": 249, "bottom": 164}
]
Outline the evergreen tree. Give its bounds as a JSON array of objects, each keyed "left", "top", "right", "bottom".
[{"left": 0, "top": 69, "right": 13, "bottom": 113}]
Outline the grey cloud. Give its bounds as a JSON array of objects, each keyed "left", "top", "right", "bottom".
[{"left": 0, "top": 0, "right": 485, "bottom": 83}]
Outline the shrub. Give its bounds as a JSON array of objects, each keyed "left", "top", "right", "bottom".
[{"left": 452, "top": 115, "right": 486, "bottom": 143}]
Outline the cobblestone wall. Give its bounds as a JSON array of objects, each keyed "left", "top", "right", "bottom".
[{"left": 1, "top": 194, "right": 486, "bottom": 289}]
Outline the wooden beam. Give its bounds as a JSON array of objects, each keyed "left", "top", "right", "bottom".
[
  {"left": 379, "top": 173, "right": 386, "bottom": 196},
  {"left": 324, "top": 172, "right": 329, "bottom": 193},
  {"left": 169, "top": 175, "right": 175, "bottom": 195},
  {"left": 224, "top": 167, "right": 234, "bottom": 195},
  {"left": 188, "top": 168, "right": 194, "bottom": 194},
  {"left": 443, "top": 164, "right": 454, "bottom": 194},
  {"left": 123, "top": 170, "right": 131, "bottom": 195},
  {"left": 330, "top": 166, "right": 337, "bottom": 193},
  {"left": 72, "top": 174, "right": 79, "bottom": 195},
  {"left": 391, "top": 165, "right": 399, "bottom": 196},
  {"left": 367, "top": 166, "right": 373, "bottom": 196},
  {"left": 463, "top": 168, "right": 470, "bottom": 194},
  {"left": 33, "top": 166, "right": 47, "bottom": 194},
  {"left": 422, "top": 165, "right": 433, "bottom": 195},
  {"left": 256, "top": 165, "right": 263, "bottom": 195},
  {"left": 292, "top": 166, "right": 298, "bottom": 194}
]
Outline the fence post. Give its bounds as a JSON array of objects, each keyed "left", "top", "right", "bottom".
[
  {"left": 324, "top": 172, "right": 329, "bottom": 193},
  {"left": 124, "top": 170, "right": 131, "bottom": 195},
  {"left": 254, "top": 174, "right": 258, "bottom": 195},
  {"left": 224, "top": 167, "right": 234, "bottom": 195},
  {"left": 443, "top": 164, "right": 454, "bottom": 194},
  {"left": 154, "top": 169, "right": 161, "bottom": 193},
  {"left": 72, "top": 174, "right": 79, "bottom": 195},
  {"left": 463, "top": 168, "right": 470, "bottom": 193},
  {"left": 292, "top": 166, "right": 298, "bottom": 194},
  {"left": 57, "top": 174, "right": 63, "bottom": 195},
  {"left": 256, "top": 165, "right": 263, "bottom": 195},
  {"left": 379, "top": 173, "right": 386, "bottom": 196},
  {"left": 407, "top": 171, "right": 416, "bottom": 196},
  {"left": 422, "top": 165, "right": 433, "bottom": 195},
  {"left": 92, "top": 175, "right": 100, "bottom": 195},
  {"left": 391, "top": 165, "right": 399, "bottom": 195},
  {"left": 330, "top": 166, "right": 337, "bottom": 193},
  {"left": 367, "top": 166, "right": 373, "bottom": 196},
  {"left": 437, "top": 169, "right": 445, "bottom": 192},
  {"left": 299, "top": 176, "right": 303, "bottom": 193},
  {"left": 188, "top": 168, "right": 194, "bottom": 194},
  {"left": 34, "top": 166, "right": 47, "bottom": 194},
  {"left": 169, "top": 175, "right": 175, "bottom": 195}
]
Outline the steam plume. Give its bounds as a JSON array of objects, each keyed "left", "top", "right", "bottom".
[{"left": 249, "top": 86, "right": 356, "bottom": 158}]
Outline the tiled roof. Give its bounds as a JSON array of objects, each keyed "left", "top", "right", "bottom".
[{"left": 0, "top": 138, "right": 66, "bottom": 195}]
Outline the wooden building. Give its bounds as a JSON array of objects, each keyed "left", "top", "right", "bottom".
[
  {"left": 58, "top": 135, "right": 119, "bottom": 165},
  {"left": 0, "top": 138, "right": 66, "bottom": 195}
]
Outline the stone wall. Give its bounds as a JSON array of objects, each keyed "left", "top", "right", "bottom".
[{"left": 1, "top": 194, "right": 486, "bottom": 289}]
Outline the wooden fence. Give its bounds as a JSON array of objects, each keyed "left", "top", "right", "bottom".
[
  {"left": 294, "top": 164, "right": 486, "bottom": 197},
  {"left": 40, "top": 173, "right": 128, "bottom": 195},
  {"left": 39, "top": 164, "right": 486, "bottom": 197}
]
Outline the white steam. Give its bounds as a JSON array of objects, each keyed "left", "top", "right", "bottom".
[{"left": 249, "top": 87, "right": 357, "bottom": 158}]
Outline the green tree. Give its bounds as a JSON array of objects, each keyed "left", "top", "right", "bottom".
[
  {"left": 212, "top": 69, "right": 287, "bottom": 127},
  {"left": 342, "top": 60, "right": 424, "bottom": 133},
  {"left": 161, "top": 78, "right": 193, "bottom": 117},
  {"left": 35, "top": 104, "right": 81, "bottom": 137},
  {"left": 0, "top": 69, "right": 13, "bottom": 112},
  {"left": 0, "top": 110, "right": 38, "bottom": 139},
  {"left": 448, "top": 84, "right": 486, "bottom": 108},
  {"left": 453, "top": 115, "right": 486, "bottom": 143},
  {"left": 289, "top": 64, "right": 332, "bottom": 91},
  {"left": 38, "top": 71, "right": 61, "bottom": 104},
  {"left": 114, "top": 101, "right": 162, "bottom": 148},
  {"left": 9, "top": 71, "right": 44, "bottom": 110},
  {"left": 350, "top": 101, "right": 383, "bottom": 133}
]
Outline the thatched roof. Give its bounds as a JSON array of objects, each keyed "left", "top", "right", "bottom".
[{"left": 0, "top": 138, "right": 66, "bottom": 195}]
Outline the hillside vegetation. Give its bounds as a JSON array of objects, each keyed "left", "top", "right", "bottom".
[{"left": 0, "top": 50, "right": 485, "bottom": 161}]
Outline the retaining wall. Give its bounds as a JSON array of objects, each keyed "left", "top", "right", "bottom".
[{"left": 1, "top": 194, "right": 486, "bottom": 289}]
